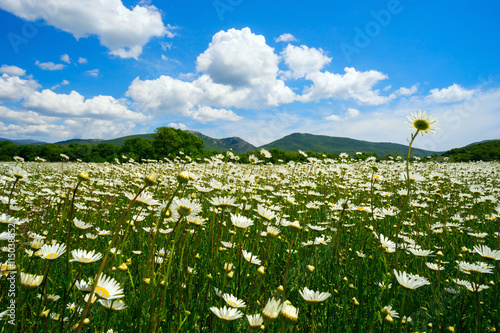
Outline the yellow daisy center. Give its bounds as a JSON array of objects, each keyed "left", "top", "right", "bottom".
[
  {"left": 413, "top": 119, "right": 430, "bottom": 131},
  {"left": 46, "top": 253, "right": 58, "bottom": 259},
  {"left": 95, "top": 286, "right": 110, "bottom": 298}
]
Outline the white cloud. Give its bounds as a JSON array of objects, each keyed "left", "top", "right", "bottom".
[
  {"left": 60, "top": 54, "right": 70, "bottom": 63},
  {"left": 86, "top": 69, "right": 99, "bottom": 77},
  {"left": 0, "top": 0, "right": 170, "bottom": 59},
  {"left": 325, "top": 114, "right": 341, "bottom": 121},
  {"left": 35, "top": 60, "right": 66, "bottom": 71},
  {"left": 428, "top": 83, "right": 475, "bottom": 103},
  {"left": 62, "top": 118, "right": 137, "bottom": 139},
  {"left": 23, "top": 89, "right": 147, "bottom": 121},
  {"left": 299, "top": 67, "right": 394, "bottom": 105},
  {"left": 51, "top": 79, "right": 70, "bottom": 90},
  {"left": 187, "top": 105, "right": 242, "bottom": 123},
  {"left": 168, "top": 122, "right": 187, "bottom": 130},
  {"left": 281, "top": 44, "right": 331, "bottom": 79},
  {"left": 347, "top": 108, "right": 360, "bottom": 118},
  {"left": 275, "top": 33, "right": 297, "bottom": 43},
  {"left": 78, "top": 57, "right": 88, "bottom": 64},
  {"left": 397, "top": 85, "right": 418, "bottom": 96},
  {"left": 0, "top": 106, "right": 55, "bottom": 125},
  {"left": 0, "top": 121, "right": 69, "bottom": 138},
  {"left": 0, "top": 65, "right": 26, "bottom": 76},
  {"left": 128, "top": 28, "right": 296, "bottom": 120},
  {"left": 0, "top": 73, "right": 40, "bottom": 102},
  {"left": 197, "top": 28, "right": 280, "bottom": 87}
]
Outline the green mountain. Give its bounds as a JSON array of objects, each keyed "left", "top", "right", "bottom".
[
  {"left": 260, "top": 133, "right": 440, "bottom": 157},
  {"left": 187, "top": 131, "right": 256, "bottom": 153},
  {"left": 55, "top": 138, "right": 104, "bottom": 145},
  {"left": 101, "top": 134, "right": 154, "bottom": 146},
  {"left": 442, "top": 139, "right": 500, "bottom": 161},
  {"left": 0, "top": 137, "right": 46, "bottom": 145}
]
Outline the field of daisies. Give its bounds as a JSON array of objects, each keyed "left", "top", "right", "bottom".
[{"left": 1, "top": 119, "right": 499, "bottom": 332}]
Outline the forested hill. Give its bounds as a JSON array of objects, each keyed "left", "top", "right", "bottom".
[{"left": 442, "top": 140, "right": 500, "bottom": 161}]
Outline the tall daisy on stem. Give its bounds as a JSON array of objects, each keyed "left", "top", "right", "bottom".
[{"left": 395, "top": 111, "right": 438, "bottom": 269}]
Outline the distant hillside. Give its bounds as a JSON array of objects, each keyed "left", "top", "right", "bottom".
[
  {"left": 442, "top": 139, "right": 500, "bottom": 161},
  {"left": 187, "top": 131, "right": 256, "bottom": 153},
  {"left": 0, "top": 137, "right": 46, "bottom": 145},
  {"left": 261, "top": 133, "right": 440, "bottom": 157},
  {"left": 55, "top": 138, "right": 104, "bottom": 145},
  {"left": 102, "top": 134, "right": 154, "bottom": 146}
]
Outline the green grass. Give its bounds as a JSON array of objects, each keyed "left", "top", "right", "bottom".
[{"left": 0, "top": 154, "right": 498, "bottom": 332}]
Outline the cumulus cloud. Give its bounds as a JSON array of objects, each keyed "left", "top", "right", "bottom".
[
  {"left": 325, "top": 114, "right": 341, "bottom": 121},
  {"left": 0, "top": 73, "right": 40, "bottom": 102},
  {"left": 168, "top": 122, "right": 187, "bottom": 130},
  {"left": 51, "top": 79, "right": 70, "bottom": 90},
  {"left": 0, "top": 0, "right": 170, "bottom": 59},
  {"left": 275, "top": 33, "right": 297, "bottom": 43},
  {"left": 428, "top": 83, "right": 475, "bottom": 103},
  {"left": 86, "top": 69, "right": 99, "bottom": 77},
  {"left": 78, "top": 57, "right": 88, "bottom": 64},
  {"left": 23, "top": 89, "right": 147, "bottom": 121},
  {"left": 187, "top": 105, "right": 242, "bottom": 123},
  {"left": 0, "top": 65, "right": 26, "bottom": 76},
  {"left": 347, "top": 108, "right": 360, "bottom": 118},
  {"left": 0, "top": 106, "right": 56, "bottom": 125},
  {"left": 35, "top": 60, "right": 66, "bottom": 71},
  {"left": 128, "top": 28, "right": 296, "bottom": 121},
  {"left": 197, "top": 28, "right": 281, "bottom": 87},
  {"left": 397, "top": 85, "right": 418, "bottom": 96},
  {"left": 299, "top": 67, "right": 394, "bottom": 105},
  {"left": 60, "top": 54, "right": 70, "bottom": 63},
  {"left": 280, "top": 44, "right": 331, "bottom": 79},
  {"left": 63, "top": 118, "right": 138, "bottom": 139}
]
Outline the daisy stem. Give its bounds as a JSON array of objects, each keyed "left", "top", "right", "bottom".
[
  {"left": 66, "top": 180, "right": 81, "bottom": 276},
  {"left": 33, "top": 264, "right": 50, "bottom": 333},
  {"left": 6, "top": 177, "right": 19, "bottom": 214},
  {"left": 395, "top": 132, "right": 418, "bottom": 270},
  {"left": 74, "top": 184, "right": 147, "bottom": 333}
]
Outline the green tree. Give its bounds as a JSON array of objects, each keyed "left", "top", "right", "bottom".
[{"left": 151, "top": 127, "right": 204, "bottom": 159}]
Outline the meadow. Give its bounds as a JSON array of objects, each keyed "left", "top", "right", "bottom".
[{"left": 0, "top": 135, "right": 499, "bottom": 332}]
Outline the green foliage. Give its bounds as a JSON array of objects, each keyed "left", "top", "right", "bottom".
[
  {"left": 442, "top": 140, "right": 500, "bottom": 161},
  {"left": 151, "top": 127, "right": 204, "bottom": 159}
]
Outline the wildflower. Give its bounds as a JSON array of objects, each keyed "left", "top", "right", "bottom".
[
  {"left": 281, "top": 300, "right": 299, "bottom": 323},
  {"left": 426, "top": 262, "right": 445, "bottom": 271},
  {"left": 473, "top": 245, "right": 500, "bottom": 260},
  {"left": 98, "top": 299, "right": 127, "bottom": 310},
  {"left": 230, "top": 213, "right": 254, "bottom": 229},
  {"left": 381, "top": 305, "right": 399, "bottom": 318},
  {"left": 256, "top": 204, "right": 276, "bottom": 221},
  {"left": 70, "top": 249, "right": 103, "bottom": 264},
  {"left": 406, "top": 110, "right": 439, "bottom": 135},
  {"left": 124, "top": 192, "right": 159, "bottom": 206},
  {"left": 40, "top": 243, "right": 66, "bottom": 260},
  {"left": 393, "top": 270, "right": 430, "bottom": 289},
  {"left": 457, "top": 261, "right": 494, "bottom": 274},
  {"left": 20, "top": 272, "right": 44, "bottom": 290},
  {"left": 299, "top": 287, "right": 331, "bottom": 303},
  {"left": 246, "top": 314, "right": 263, "bottom": 328},
  {"left": 209, "top": 196, "right": 237, "bottom": 207},
  {"left": 222, "top": 293, "right": 246, "bottom": 308},
  {"left": 77, "top": 171, "right": 90, "bottom": 182},
  {"left": 73, "top": 218, "right": 93, "bottom": 230},
  {"left": 95, "top": 274, "right": 125, "bottom": 300},
  {"left": 242, "top": 250, "right": 261, "bottom": 265},
  {"left": 210, "top": 306, "right": 243, "bottom": 321},
  {"left": 262, "top": 298, "right": 282, "bottom": 322}
]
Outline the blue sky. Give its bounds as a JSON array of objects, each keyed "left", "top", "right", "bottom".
[{"left": 1, "top": 0, "right": 499, "bottom": 151}]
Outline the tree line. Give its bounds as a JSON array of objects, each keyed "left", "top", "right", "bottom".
[{"left": 0, "top": 126, "right": 407, "bottom": 163}]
